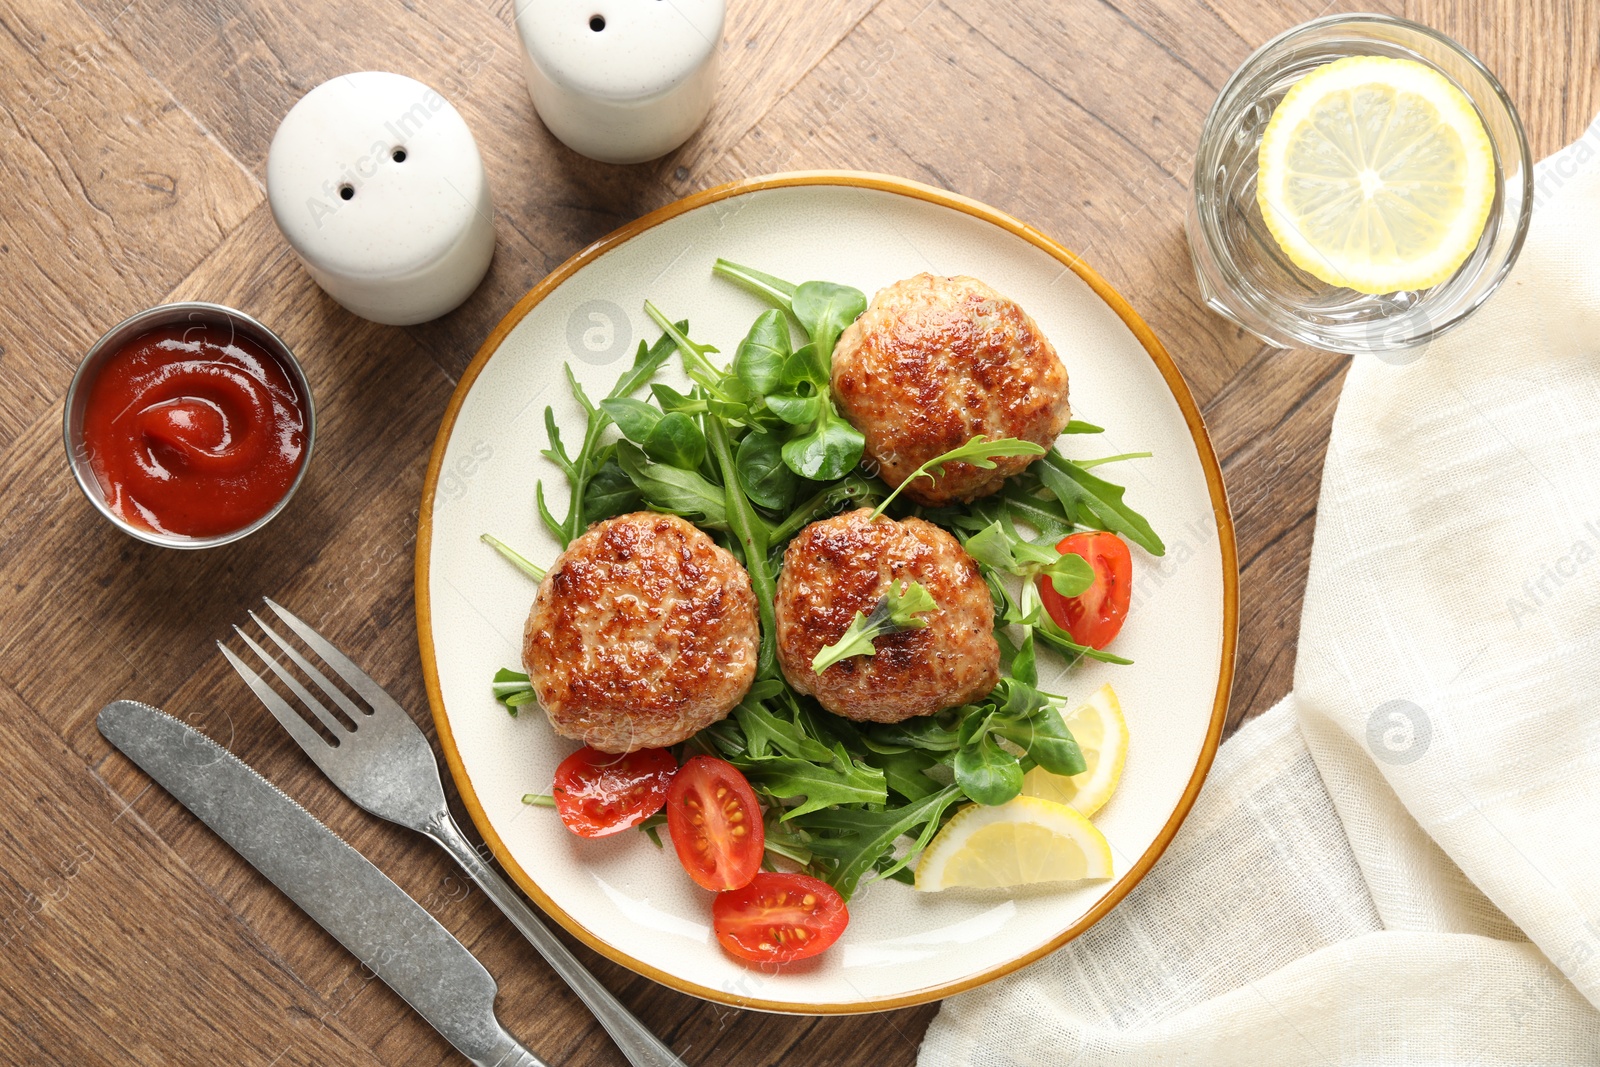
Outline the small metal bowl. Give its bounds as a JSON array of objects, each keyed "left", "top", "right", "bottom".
[{"left": 62, "top": 301, "right": 317, "bottom": 550}]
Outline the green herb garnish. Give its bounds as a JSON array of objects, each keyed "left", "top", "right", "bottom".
[
  {"left": 867, "top": 435, "right": 1047, "bottom": 520},
  {"left": 812, "top": 580, "right": 937, "bottom": 673}
]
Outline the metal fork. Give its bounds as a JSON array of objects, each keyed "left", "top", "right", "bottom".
[{"left": 220, "top": 598, "right": 685, "bottom": 1067}]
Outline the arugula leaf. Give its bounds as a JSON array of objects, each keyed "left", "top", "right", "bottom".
[
  {"left": 813, "top": 580, "right": 938, "bottom": 673},
  {"left": 1037, "top": 452, "right": 1164, "bottom": 556},
  {"left": 732, "top": 746, "right": 887, "bottom": 820},
  {"left": 713, "top": 258, "right": 798, "bottom": 312},
  {"left": 863, "top": 711, "right": 962, "bottom": 752},
  {"left": 1034, "top": 615, "right": 1135, "bottom": 665},
  {"left": 869, "top": 436, "right": 1047, "bottom": 520},
  {"left": 761, "top": 813, "right": 814, "bottom": 866},
  {"left": 615, "top": 441, "right": 729, "bottom": 530},
  {"left": 1074, "top": 451, "right": 1153, "bottom": 470},
  {"left": 735, "top": 431, "right": 798, "bottom": 511},
  {"left": 1000, "top": 481, "right": 1075, "bottom": 540},
  {"left": 865, "top": 746, "right": 944, "bottom": 802},
  {"left": 491, "top": 668, "right": 536, "bottom": 715},
  {"left": 537, "top": 332, "right": 677, "bottom": 547},
  {"left": 642, "top": 301, "right": 726, "bottom": 394},
  {"left": 796, "top": 784, "right": 964, "bottom": 899},
  {"left": 768, "top": 474, "right": 880, "bottom": 544},
  {"left": 1064, "top": 419, "right": 1105, "bottom": 434},
  {"left": 733, "top": 700, "right": 834, "bottom": 763},
  {"left": 480, "top": 534, "right": 546, "bottom": 582},
  {"left": 701, "top": 411, "right": 780, "bottom": 677}
]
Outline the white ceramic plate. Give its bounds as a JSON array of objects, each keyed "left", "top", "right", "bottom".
[{"left": 418, "top": 173, "right": 1236, "bottom": 1014}]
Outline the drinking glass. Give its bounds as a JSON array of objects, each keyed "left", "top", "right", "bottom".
[{"left": 1187, "top": 13, "right": 1532, "bottom": 354}]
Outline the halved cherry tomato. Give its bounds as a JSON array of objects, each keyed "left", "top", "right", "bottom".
[
  {"left": 1038, "top": 531, "right": 1132, "bottom": 649},
  {"left": 552, "top": 746, "right": 676, "bottom": 838},
  {"left": 666, "top": 756, "right": 764, "bottom": 891},
  {"left": 713, "top": 872, "right": 849, "bottom": 963}
]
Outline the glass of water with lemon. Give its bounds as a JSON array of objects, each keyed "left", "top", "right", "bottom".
[{"left": 1188, "top": 14, "right": 1532, "bottom": 354}]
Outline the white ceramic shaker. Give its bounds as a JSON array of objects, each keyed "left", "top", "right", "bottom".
[
  {"left": 515, "top": 0, "right": 725, "bottom": 164},
  {"left": 266, "top": 72, "right": 496, "bottom": 326}
]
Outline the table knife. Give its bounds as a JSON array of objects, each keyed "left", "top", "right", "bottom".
[{"left": 97, "top": 699, "right": 547, "bottom": 1067}]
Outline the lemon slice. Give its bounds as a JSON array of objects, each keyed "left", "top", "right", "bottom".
[
  {"left": 915, "top": 796, "right": 1114, "bottom": 892},
  {"left": 1021, "top": 683, "right": 1127, "bottom": 818},
  {"left": 1256, "top": 55, "right": 1495, "bottom": 294}
]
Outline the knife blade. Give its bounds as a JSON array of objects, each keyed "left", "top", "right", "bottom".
[{"left": 97, "top": 699, "right": 547, "bottom": 1067}]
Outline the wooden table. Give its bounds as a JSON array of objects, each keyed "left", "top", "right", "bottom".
[{"left": 0, "top": 0, "right": 1592, "bottom": 1062}]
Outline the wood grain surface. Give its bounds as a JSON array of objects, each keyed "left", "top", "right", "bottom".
[{"left": 0, "top": 0, "right": 1592, "bottom": 1063}]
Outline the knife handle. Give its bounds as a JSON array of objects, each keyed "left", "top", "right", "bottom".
[
  {"left": 426, "top": 813, "right": 688, "bottom": 1067},
  {"left": 482, "top": 1023, "right": 551, "bottom": 1067}
]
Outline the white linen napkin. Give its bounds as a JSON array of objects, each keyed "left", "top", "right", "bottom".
[{"left": 919, "top": 116, "right": 1600, "bottom": 1066}]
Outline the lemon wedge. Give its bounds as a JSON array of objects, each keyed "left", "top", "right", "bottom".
[
  {"left": 915, "top": 795, "right": 1114, "bottom": 892},
  {"left": 1021, "top": 683, "right": 1128, "bottom": 818},
  {"left": 1256, "top": 55, "right": 1495, "bottom": 294}
]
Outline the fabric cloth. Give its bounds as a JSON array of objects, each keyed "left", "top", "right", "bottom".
[{"left": 920, "top": 117, "right": 1600, "bottom": 1065}]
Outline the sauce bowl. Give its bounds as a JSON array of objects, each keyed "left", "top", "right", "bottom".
[{"left": 62, "top": 302, "right": 317, "bottom": 549}]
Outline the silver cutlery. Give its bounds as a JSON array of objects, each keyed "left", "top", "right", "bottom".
[
  {"left": 219, "top": 598, "right": 686, "bottom": 1067},
  {"left": 97, "top": 699, "right": 547, "bottom": 1067}
]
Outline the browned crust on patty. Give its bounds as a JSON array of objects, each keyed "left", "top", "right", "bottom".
[
  {"left": 774, "top": 509, "right": 1000, "bottom": 723},
  {"left": 831, "top": 274, "right": 1070, "bottom": 506},
  {"left": 523, "top": 512, "right": 758, "bottom": 753}
]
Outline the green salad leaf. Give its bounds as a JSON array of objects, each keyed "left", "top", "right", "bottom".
[
  {"left": 812, "top": 579, "right": 938, "bottom": 673},
  {"left": 615, "top": 441, "right": 729, "bottom": 531},
  {"left": 492, "top": 668, "right": 536, "bottom": 715},
  {"left": 480, "top": 534, "right": 546, "bottom": 581},
  {"left": 1036, "top": 451, "right": 1165, "bottom": 556},
  {"left": 868, "top": 436, "right": 1047, "bottom": 520}
]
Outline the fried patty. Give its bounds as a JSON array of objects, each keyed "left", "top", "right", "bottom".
[
  {"left": 523, "top": 512, "right": 758, "bottom": 753},
  {"left": 774, "top": 508, "right": 1000, "bottom": 723},
  {"left": 831, "top": 274, "right": 1071, "bottom": 506}
]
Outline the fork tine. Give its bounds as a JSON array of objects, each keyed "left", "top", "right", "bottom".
[
  {"left": 263, "top": 598, "right": 407, "bottom": 719},
  {"left": 217, "top": 642, "right": 338, "bottom": 759},
  {"left": 248, "top": 610, "right": 368, "bottom": 725},
  {"left": 232, "top": 626, "right": 351, "bottom": 738}
]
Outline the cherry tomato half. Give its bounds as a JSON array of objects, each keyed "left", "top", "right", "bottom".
[
  {"left": 1038, "top": 531, "right": 1132, "bottom": 650},
  {"left": 552, "top": 746, "right": 676, "bottom": 838},
  {"left": 713, "top": 872, "right": 849, "bottom": 963},
  {"left": 666, "top": 756, "right": 765, "bottom": 891}
]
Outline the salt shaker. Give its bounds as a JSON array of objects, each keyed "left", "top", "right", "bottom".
[
  {"left": 515, "top": 0, "right": 725, "bottom": 164},
  {"left": 266, "top": 72, "right": 496, "bottom": 326}
]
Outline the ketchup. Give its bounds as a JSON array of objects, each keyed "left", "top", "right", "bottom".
[{"left": 81, "top": 323, "right": 308, "bottom": 538}]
